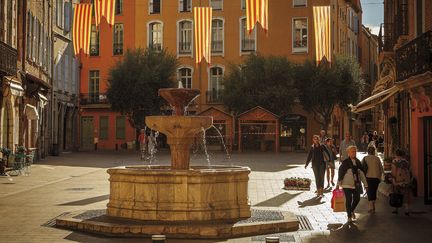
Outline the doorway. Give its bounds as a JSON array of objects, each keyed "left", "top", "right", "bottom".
[
  {"left": 425, "top": 117, "right": 432, "bottom": 204},
  {"left": 80, "top": 116, "right": 94, "bottom": 150}
]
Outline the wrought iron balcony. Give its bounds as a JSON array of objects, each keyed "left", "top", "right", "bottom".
[
  {"left": 80, "top": 93, "right": 108, "bottom": 105},
  {"left": 206, "top": 90, "right": 223, "bottom": 104},
  {"left": 395, "top": 31, "right": 432, "bottom": 82},
  {"left": 0, "top": 40, "right": 17, "bottom": 76}
]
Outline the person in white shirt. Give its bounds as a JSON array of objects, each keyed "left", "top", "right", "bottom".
[{"left": 362, "top": 146, "right": 384, "bottom": 213}]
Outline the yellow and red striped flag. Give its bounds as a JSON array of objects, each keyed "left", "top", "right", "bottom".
[
  {"left": 246, "top": 0, "right": 268, "bottom": 34},
  {"left": 313, "top": 6, "right": 331, "bottom": 64},
  {"left": 73, "top": 4, "right": 92, "bottom": 56},
  {"left": 194, "top": 7, "right": 212, "bottom": 64},
  {"left": 94, "top": 0, "right": 116, "bottom": 27}
]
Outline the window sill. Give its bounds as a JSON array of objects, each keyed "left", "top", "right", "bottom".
[
  {"left": 292, "top": 50, "right": 308, "bottom": 55},
  {"left": 240, "top": 51, "right": 255, "bottom": 55},
  {"left": 178, "top": 53, "right": 192, "bottom": 58},
  {"left": 211, "top": 52, "right": 224, "bottom": 56}
]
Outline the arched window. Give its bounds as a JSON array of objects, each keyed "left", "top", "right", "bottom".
[
  {"left": 211, "top": 19, "right": 223, "bottom": 54},
  {"left": 148, "top": 22, "right": 162, "bottom": 51},
  {"left": 208, "top": 66, "right": 223, "bottom": 103},
  {"left": 178, "top": 20, "right": 192, "bottom": 54},
  {"left": 178, "top": 67, "right": 192, "bottom": 88}
]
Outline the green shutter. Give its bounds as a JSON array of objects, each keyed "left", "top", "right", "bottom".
[
  {"left": 99, "top": 116, "right": 109, "bottom": 139},
  {"left": 116, "top": 116, "right": 126, "bottom": 139}
]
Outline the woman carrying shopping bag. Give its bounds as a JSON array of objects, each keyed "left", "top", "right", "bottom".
[{"left": 337, "top": 145, "right": 368, "bottom": 223}]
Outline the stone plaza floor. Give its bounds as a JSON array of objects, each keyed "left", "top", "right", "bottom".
[{"left": 0, "top": 150, "right": 431, "bottom": 243}]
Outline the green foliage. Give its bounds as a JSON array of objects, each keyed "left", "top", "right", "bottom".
[
  {"left": 295, "top": 55, "right": 365, "bottom": 128},
  {"left": 106, "top": 48, "right": 178, "bottom": 129},
  {"left": 222, "top": 54, "right": 297, "bottom": 116}
]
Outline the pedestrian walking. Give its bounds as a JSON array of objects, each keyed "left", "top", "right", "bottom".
[
  {"left": 339, "top": 132, "right": 356, "bottom": 163},
  {"left": 319, "top": 129, "right": 327, "bottom": 145},
  {"left": 138, "top": 129, "right": 147, "bottom": 160},
  {"left": 391, "top": 149, "right": 412, "bottom": 216},
  {"left": 337, "top": 145, "right": 368, "bottom": 223},
  {"left": 305, "top": 135, "right": 330, "bottom": 197},
  {"left": 324, "top": 138, "right": 337, "bottom": 187},
  {"left": 362, "top": 146, "right": 384, "bottom": 213},
  {"left": 360, "top": 132, "right": 369, "bottom": 152}
]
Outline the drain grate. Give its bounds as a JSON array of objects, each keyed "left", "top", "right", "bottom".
[
  {"left": 41, "top": 212, "right": 70, "bottom": 227},
  {"left": 252, "top": 234, "right": 295, "bottom": 242},
  {"left": 297, "top": 215, "right": 313, "bottom": 231},
  {"left": 238, "top": 209, "right": 284, "bottom": 224}
]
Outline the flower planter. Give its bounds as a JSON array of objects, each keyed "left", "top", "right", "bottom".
[{"left": 283, "top": 177, "right": 311, "bottom": 191}]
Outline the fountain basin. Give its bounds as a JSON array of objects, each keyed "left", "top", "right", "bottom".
[{"left": 106, "top": 165, "right": 251, "bottom": 222}]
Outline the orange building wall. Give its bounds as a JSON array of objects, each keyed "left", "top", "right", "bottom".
[{"left": 79, "top": 0, "right": 137, "bottom": 150}]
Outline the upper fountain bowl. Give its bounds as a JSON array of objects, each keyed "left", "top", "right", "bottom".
[{"left": 159, "top": 88, "right": 200, "bottom": 116}]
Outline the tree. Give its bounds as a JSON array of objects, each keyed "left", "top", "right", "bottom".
[
  {"left": 106, "top": 48, "right": 178, "bottom": 129},
  {"left": 295, "top": 55, "right": 365, "bottom": 130},
  {"left": 222, "top": 54, "right": 297, "bottom": 116}
]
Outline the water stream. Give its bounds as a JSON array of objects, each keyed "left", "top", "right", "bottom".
[
  {"left": 210, "top": 125, "right": 232, "bottom": 163},
  {"left": 201, "top": 127, "right": 211, "bottom": 166},
  {"left": 146, "top": 130, "right": 159, "bottom": 166}
]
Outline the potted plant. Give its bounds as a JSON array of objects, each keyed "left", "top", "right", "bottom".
[{"left": 283, "top": 177, "right": 311, "bottom": 190}]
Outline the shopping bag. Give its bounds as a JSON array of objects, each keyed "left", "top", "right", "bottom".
[{"left": 331, "top": 188, "right": 345, "bottom": 212}]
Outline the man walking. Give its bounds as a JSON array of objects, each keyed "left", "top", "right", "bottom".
[{"left": 339, "top": 132, "right": 356, "bottom": 163}]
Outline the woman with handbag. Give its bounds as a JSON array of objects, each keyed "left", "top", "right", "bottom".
[
  {"left": 305, "top": 135, "right": 330, "bottom": 197},
  {"left": 337, "top": 145, "right": 368, "bottom": 222},
  {"left": 362, "top": 146, "right": 384, "bottom": 213},
  {"left": 391, "top": 149, "right": 412, "bottom": 216}
]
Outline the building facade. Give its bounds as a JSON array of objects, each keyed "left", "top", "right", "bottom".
[
  {"left": 79, "top": 0, "right": 136, "bottom": 150},
  {"left": 52, "top": 0, "right": 80, "bottom": 155},
  {"left": 79, "top": 0, "right": 364, "bottom": 151},
  {"left": 354, "top": 0, "right": 432, "bottom": 202}
]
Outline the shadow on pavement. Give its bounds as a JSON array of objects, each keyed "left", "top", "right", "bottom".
[
  {"left": 254, "top": 192, "right": 301, "bottom": 207},
  {"left": 297, "top": 196, "right": 326, "bottom": 208},
  {"left": 58, "top": 194, "right": 110, "bottom": 206}
]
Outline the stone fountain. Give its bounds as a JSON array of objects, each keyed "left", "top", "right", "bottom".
[{"left": 56, "top": 88, "right": 298, "bottom": 239}]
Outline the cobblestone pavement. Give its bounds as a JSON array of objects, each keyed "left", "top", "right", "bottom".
[{"left": 0, "top": 150, "right": 431, "bottom": 243}]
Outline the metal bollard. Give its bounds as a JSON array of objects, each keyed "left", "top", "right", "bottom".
[
  {"left": 152, "top": 235, "right": 166, "bottom": 243},
  {"left": 265, "top": 236, "right": 280, "bottom": 243}
]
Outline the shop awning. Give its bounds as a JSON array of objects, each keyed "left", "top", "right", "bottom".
[
  {"left": 351, "top": 85, "right": 400, "bottom": 113},
  {"left": 4, "top": 76, "right": 24, "bottom": 97},
  {"left": 351, "top": 71, "right": 432, "bottom": 113},
  {"left": 25, "top": 104, "right": 39, "bottom": 120}
]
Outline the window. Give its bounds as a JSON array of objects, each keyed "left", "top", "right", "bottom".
[
  {"left": 292, "top": 18, "right": 307, "bottom": 53},
  {"left": 116, "top": 116, "right": 126, "bottom": 139},
  {"left": 212, "top": 19, "right": 223, "bottom": 54},
  {"left": 90, "top": 24, "right": 100, "bottom": 56},
  {"left": 150, "top": 0, "right": 161, "bottom": 14},
  {"left": 113, "top": 23, "right": 123, "bottom": 55},
  {"left": 241, "top": 0, "right": 246, "bottom": 10},
  {"left": 240, "top": 18, "right": 255, "bottom": 52},
  {"left": 293, "top": 0, "right": 307, "bottom": 7},
  {"left": 210, "top": 0, "right": 223, "bottom": 10},
  {"left": 178, "top": 20, "right": 192, "bottom": 54},
  {"left": 149, "top": 22, "right": 162, "bottom": 51},
  {"left": 115, "top": 0, "right": 123, "bottom": 15},
  {"left": 56, "top": 0, "right": 64, "bottom": 28},
  {"left": 89, "top": 70, "right": 100, "bottom": 103},
  {"left": 99, "top": 116, "right": 109, "bottom": 139},
  {"left": 179, "top": 0, "right": 191, "bottom": 12},
  {"left": 26, "top": 12, "right": 31, "bottom": 59},
  {"left": 208, "top": 67, "right": 223, "bottom": 103},
  {"left": 178, "top": 68, "right": 192, "bottom": 88}
]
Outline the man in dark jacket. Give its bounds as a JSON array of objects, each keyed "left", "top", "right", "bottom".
[{"left": 305, "top": 135, "right": 330, "bottom": 197}]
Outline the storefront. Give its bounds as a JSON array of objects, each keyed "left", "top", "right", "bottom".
[
  {"left": 237, "top": 106, "right": 279, "bottom": 152},
  {"left": 198, "top": 107, "right": 234, "bottom": 151},
  {"left": 279, "top": 114, "right": 307, "bottom": 152}
]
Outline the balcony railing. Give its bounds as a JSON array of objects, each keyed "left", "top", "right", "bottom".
[
  {"left": 0, "top": 40, "right": 17, "bottom": 76},
  {"left": 206, "top": 90, "right": 223, "bottom": 104},
  {"left": 80, "top": 93, "right": 108, "bottom": 105},
  {"left": 395, "top": 31, "right": 432, "bottom": 82}
]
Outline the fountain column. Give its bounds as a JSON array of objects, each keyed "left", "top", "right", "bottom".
[{"left": 167, "top": 137, "right": 193, "bottom": 169}]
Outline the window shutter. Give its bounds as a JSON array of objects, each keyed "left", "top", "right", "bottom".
[
  {"left": 64, "top": 2, "right": 71, "bottom": 32},
  {"left": 179, "top": 0, "right": 183, "bottom": 12}
]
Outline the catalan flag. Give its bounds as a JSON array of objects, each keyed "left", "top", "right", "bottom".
[
  {"left": 313, "top": 6, "right": 331, "bottom": 64},
  {"left": 246, "top": 0, "right": 268, "bottom": 34},
  {"left": 73, "top": 4, "right": 92, "bottom": 56},
  {"left": 94, "top": 0, "right": 116, "bottom": 27},
  {"left": 194, "top": 7, "right": 212, "bottom": 64}
]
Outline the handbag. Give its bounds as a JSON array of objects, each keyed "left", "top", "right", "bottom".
[
  {"left": 331, "top": 189, "right": 345, "bottom": 212},
  {"left": 389, "top": 193, "right": 404, "bottom": 208}
]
